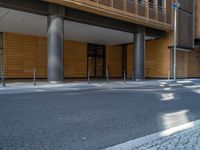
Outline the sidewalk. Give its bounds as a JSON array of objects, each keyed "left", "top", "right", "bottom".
[
  {"left": 105, "top": 119, "right": 200, "bottom": 150},
  {"left": 0, "top": 79, "right": 199, "bottom": 94}
]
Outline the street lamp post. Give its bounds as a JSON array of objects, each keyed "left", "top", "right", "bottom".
[{"left": 172, "top": 0, "right": 180, "bottom": 84}]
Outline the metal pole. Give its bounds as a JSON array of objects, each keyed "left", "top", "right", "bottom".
[
  {"left": 124, "top": 69, "right": 126, "bottom": 83},
  {"left": 132, "top": 69, "right": 134, "bottom": 81},
  {"left": 88, "top": 57, "right": 90, "bottom": 84},
  {"left": 1, "top": 65, "right": 5, "bottom": 87},
  {"left": 33, "top": 68, "right": 36, "bottom": 86},
  {"left": 172, "top": 0, "right": 179, "bottom": 84}
]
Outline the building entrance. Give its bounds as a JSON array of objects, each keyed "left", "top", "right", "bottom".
[{"left": 88, "top": 44, "right": 105, "bottom": 78}]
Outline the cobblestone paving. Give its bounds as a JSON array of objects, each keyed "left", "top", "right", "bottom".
[{"left": 133, "top": 126, "right": 200, "bottom": 150}]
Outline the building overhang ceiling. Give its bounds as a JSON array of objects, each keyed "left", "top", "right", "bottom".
[{"left": 0, "top": 7, "right": 154, "bottom": 45}]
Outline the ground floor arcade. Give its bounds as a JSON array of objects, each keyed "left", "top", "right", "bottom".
[
  {"left": 0, "top": 5, "right": 200, "bottom": 82},
  {"left": 0, "top": 32, "right": 200, "bottom": 80}
]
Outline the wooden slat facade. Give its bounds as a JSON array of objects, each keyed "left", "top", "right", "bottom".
[
  {"left": 145, "top": 38, "right": 171, "bottom": 78},
  {"left": 3, "top": 32, "right": 87, "bottom": 78},
  {"left": 3, "top": 33, "right": 47, "bottom": 78},
  {"left": 106, "top": 45, "right": 123, "bottom": 78},
  {"left": 187, "top": 49, "right": 200, "bottom": 77},
  {"left": 0, "top": 33, "right": 3, "bottom": 70},
  {"left": 176, "top": 51, "right": 188, "bottom": 78},
  {"left": 64, "top": 40, "right": 87, "bottom": 78},
  {"left": 195, "top": 0, "right": 200, "bottom": 39},
  {"left": 45, "top": 0, "right": 173, "bottom": 31},
  {"left": 177, "top": 0, "right": 194, "bottom": 48},
  {"left": 2, "top": 32, "right": 200, "bottom": 79},
  {"left": 127, "top": 37, "right": 171, "bottom": 79},
  {"left": 127, "top": 33, "right": 200, "bottom": 79},
  {"left": 127, "top": 44, "right": 134, "bottom": 78}
]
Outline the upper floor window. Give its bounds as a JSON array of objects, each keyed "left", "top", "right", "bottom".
[
  {"left": 138, "top": 0, "right": 145, "bottom": 5},
  {"left": 158, "top": 0, "right": 164, "bottom": 11},
  {"left": 149, "top": 0, "right": 154, "bottom": 8}
]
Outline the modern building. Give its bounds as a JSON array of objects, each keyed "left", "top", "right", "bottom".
[{"left": 0, "top": 0, "right": 199, "bottom": 83}]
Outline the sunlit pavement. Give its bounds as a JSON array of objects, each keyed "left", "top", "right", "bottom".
[
  {"left": 0, "top": 78, "right": 200, "bottom": 95},
  {"left": 1, "top": 79, "right": 200, "bottom": 150}
]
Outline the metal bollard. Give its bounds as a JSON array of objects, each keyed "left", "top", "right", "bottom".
[
  {"left": 124, "top": 69, "right": 126, "bottom": 83},
  {"left": 106, "top": 65, "right": 109, "bottom": 83},
  {"left": 87, "top": 68, "right": 90, "bottom": 84},
  {"left": 88, "top": 57, "right": 91, "bottom": 84},
  {"left": 33, "top": 68, "right": 36, "bottom": 86},
  {"left": 132, "top": 69, "right": 134, "bottom": 81},
  {"left": 1, "top": 65, "right": 5, "bottom": 87},
  {"left": 168, "top": 69, "right": 170, "bottom": 81}
]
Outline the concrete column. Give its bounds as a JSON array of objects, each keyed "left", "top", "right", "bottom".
[
  {"left": 47, "top": 5, "right": 65, "bottom": 83},
  {"left": 134, "top": 28, "right": 145, "bottom": 81}
]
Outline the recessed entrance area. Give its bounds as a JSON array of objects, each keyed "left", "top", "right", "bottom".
[
  {"left": 2, "top": 6, "right": 195, "bottom": 81},
  {"left": 88, "top": 44, "right": 105, "bottom": 78}
]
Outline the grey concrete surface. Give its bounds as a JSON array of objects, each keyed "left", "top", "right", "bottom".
[{"left": 0, "top": 81, "right": 200, "bottom": 150}]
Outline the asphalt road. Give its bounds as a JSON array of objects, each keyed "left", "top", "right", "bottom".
[{"left": 0, "top": 84, "right": 200, "bottom": 150}]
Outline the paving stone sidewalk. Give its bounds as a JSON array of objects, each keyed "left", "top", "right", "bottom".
[
  {"left": 105, "top": 120, "right": 200, "bottom": 150},
  {"left": 0, "top": 79, "right": 200, "bottom": 94},
  {"left": 0, "top": 80, "right": 167, "bottom": 94},
  {"left": 133, "top": 125, "right": 200, "bottom": 150}
]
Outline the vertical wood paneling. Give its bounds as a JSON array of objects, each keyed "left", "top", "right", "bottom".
[
  {"left": 64, "top": 40, "right": 87, "bottom": 77},
  {"left": 3, "top": 32, "right": 87, "bottom": 78},
  {"left": 127, "top": 33, "right": 173, "bottom": 79},
  {"left": 177, "top": 0, "right": 194, "bottom": 48},
  {"left": 176, "top": 51, "right": 188, "bottom": 78},
  {"left": 195, "top": 0, "right": 200, "bottom": 39},
  {"left": 0, "top": 33, "right": 3, "bottom": 71},
  {"left": 145, "top": 38, "right": 170, "bottom": 78},
  {"left": 3, "top": 32, "right": 200, "bottom": 79},
  {"left": 37, "top": 37, "right": 47, "bottom": 77},
  {"left": 127, "top": 44, "right": 134, "bottom": 78},
  {"left": 188, "top": 49, "right": 200, "bottom": 77},
  {"left": 106, "top": 45, "right": 122, "bottom": 77},
  {"left": 3, "top": 32, "right": 47, "bottom": 78}
]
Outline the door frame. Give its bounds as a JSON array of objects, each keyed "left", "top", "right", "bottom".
[{"left": 87, "top": 43, "right": 106, "bottom": 78}]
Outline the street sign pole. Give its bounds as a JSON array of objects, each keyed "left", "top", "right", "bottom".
[{"left": 172, "top": 0, "right": 180, "bottom": 84}]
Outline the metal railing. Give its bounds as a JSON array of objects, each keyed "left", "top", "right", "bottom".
[{"left": 69, "top": 0, "right": 172, "bottom": 27}]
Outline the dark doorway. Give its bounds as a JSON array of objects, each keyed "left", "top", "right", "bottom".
[{"left": 87, "top": 44, "right": 105, "bottom": 78}]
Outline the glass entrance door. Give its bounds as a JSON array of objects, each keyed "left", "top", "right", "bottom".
[{"left": 88, "top": 44, "right": 105, "bottom": 78}]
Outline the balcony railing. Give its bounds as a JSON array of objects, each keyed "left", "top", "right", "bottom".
[{"left": 68, "top": 0, "right": 172, "bottom": 28}]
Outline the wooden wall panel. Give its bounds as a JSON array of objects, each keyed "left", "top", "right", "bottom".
[
  {"left": 0, "top": 49, "right": 2, "bottom": 68},
  {"left": 3, "top": 32, "right": 87, "bottom": 78},
  {"left": 0, "top": 33, "right": 3, "bottom": 70},
  {"left": 127, "top": 44, "right": 133, "bottom": 78},
  {"left": 145, "top": 39, "right": 171, "bottom": 78},
  {"left": 176, "top": 51, "right": 188, "bottom": 78},
  {"left": 126, "top": 33, "right": 178, "bottom": 79},
  {"left": 195, "top": 0, "right": 200, "bottom": 39},
  {"left": 177, "top": 0, "right": 194, "bottom": 48},
  {"left": 3, "top": 32, "right": 47, "bottom": 78},
  {"left": 64, "top": 40, "right": 87, "bottom": 78},
  {"left": 3, "top": 32, "right": 200, "bottom": 79},
  {"left": 187, "top": 49, "right": 200, "bottom": 77},
  {"left": 106, "top": 45, "right": 122, "bottom": 77},
  {"left": 37, "top": 37, "right": 47, "bottom": 77}
]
